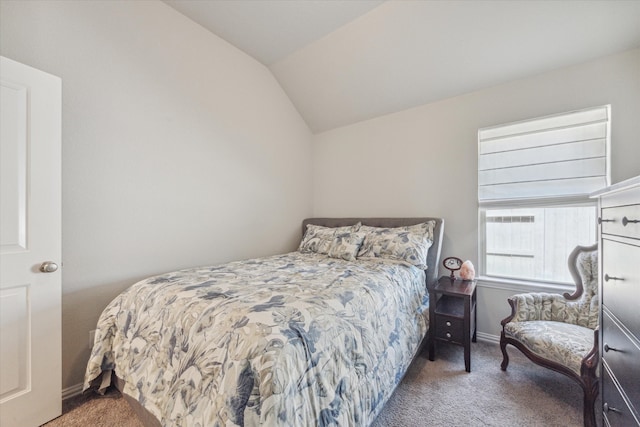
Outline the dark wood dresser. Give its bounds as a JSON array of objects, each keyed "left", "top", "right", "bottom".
[{"left": 593, "top": 175, "right": 640, "bottom": 426}]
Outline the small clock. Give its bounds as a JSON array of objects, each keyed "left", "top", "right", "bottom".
[{"left": 443, "top": 256, "right": 463, "bottom": 280}]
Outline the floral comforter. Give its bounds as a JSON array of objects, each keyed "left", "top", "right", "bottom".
[{"left": 83, "top": 252, "right": 428, "bottom": 426}]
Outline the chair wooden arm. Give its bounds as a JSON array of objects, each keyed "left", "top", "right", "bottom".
[{"left": 581, "top": 327, "right": 599, "bottom": 374}]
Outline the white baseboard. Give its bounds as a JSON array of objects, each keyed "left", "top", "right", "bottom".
[
  {"left": 475, "top": 331, "right": 500, "bottom": 344},
  {"left": 62, "top": 383, "right": 83, "bottom": 400}
]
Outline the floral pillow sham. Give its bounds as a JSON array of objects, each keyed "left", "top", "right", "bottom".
[
  {"left": 327, "top": 231, "right": 367, "bottom": 261},
  {"left": 298, "top": 223, "right": 362, "bottom": 259},
  {"left": 357, "top": 221, "right": 435, "bottom": 269}
]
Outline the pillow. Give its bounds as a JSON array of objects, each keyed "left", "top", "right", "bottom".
[
  {"left": 357, "top": 221, "right": 435, "bottom": 269},
  {"left": 327, "top": 231, "right": 366, "bottom": 261},
  {"left": 298, "top": 223, "right": 361, "bottom": 255}
]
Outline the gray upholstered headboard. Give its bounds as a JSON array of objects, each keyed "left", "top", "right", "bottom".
[{"left": 301, "top": 217, "right": 444, "bottom": 287}]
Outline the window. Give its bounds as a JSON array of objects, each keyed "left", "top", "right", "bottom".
[{"left": 478, "top": 106, "right": 609, "bottom": 285}]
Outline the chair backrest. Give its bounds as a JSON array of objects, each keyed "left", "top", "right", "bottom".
[{"left": 564, "top": 244, "right": 599, "bottom": 329}]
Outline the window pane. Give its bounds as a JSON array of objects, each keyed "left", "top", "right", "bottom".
[{"left": 484, "top": 206, "right": 596, "bottom": 283}]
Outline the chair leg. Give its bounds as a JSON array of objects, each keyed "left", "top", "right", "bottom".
[
  {"left": 582, "top": 379, "right": 598, "bottom": 427},
  {"left": 500, "top": 335, "right": 509, "bottom": 371}
]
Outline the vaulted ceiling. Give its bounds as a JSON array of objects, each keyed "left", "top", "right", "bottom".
[{"left": 164, "top": 0, "right": 640, "bottom": 133}]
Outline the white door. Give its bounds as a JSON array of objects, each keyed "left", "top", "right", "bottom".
[{"left": 0, "top": 56, "right": 62, "bottom": 427}]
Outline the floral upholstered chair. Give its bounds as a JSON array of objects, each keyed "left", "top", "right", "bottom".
[{"left": 500, "top": 244, "right": 599, "bottom": 427}]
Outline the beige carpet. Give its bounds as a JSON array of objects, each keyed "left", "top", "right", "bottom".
[{"left": 44, "top": 341, "right": 587, "bottom": 426}]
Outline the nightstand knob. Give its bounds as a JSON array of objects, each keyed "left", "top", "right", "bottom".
[
  {"left": 446, "top": 321, "right": 452, "bottom": 327},
  {"left": 446, "top": 332, "right": 452, "bottom": 338}
]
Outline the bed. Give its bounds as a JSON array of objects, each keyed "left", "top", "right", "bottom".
[{"left": 83, "top": 217, "right": 444, "bottom": 426}]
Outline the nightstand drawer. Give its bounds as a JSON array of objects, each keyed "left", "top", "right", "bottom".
[
  {"left": 435, "top": 315, "right": 463, "bottom": 343},
  {"left": 602, "top": 366, "right": 640, "bottom": 427},
  {"left": 601, "top": 204, "right": 640, "bottom": 240},
  {"left": 602, "top": 310, "right": 640, "bottom": 411},
  {"left": 602, "top": 239, "right": 640, "bottom": 338}
]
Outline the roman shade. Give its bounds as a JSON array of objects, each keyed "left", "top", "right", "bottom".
[{"left": 478, "top": 106, "right": 610, "bottom": 204}]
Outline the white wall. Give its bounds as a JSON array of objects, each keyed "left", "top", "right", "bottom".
[
  {"left": 313, "top": 48, "right": 640, "bottom": 338},
  {"left": 2, "top": 0, "right": 638, "bottom": 391},
  {"left": 0, "top": 0, "right": 313, "bottom": 389}
]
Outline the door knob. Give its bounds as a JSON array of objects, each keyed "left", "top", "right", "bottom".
[{"left": 39, "top": 261, "right": 58, "bottom": 273}]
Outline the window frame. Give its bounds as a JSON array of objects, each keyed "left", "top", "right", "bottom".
[
  {"left": 478, "top": 198, "right": 598, "bottom": 287},
  {"left": 477, "top": 105, "right": 609, "bottom": 289}
]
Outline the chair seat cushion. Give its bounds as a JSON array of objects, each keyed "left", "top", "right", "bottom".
[{"left": 504, "top": 320, "right": 594, "bottom": 375}]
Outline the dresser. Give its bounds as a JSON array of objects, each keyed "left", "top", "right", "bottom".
[{"left": 592, "top": 175, "right": 640, "bottom": 427}]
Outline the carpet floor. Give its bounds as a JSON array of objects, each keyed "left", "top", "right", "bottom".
[{"left": 44, "top": 340, "right": 589, "bottom": 426}]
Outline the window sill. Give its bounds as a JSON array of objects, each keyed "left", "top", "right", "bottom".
[{"left": 476, "top": 275, "right": 575, "bottom": 294}]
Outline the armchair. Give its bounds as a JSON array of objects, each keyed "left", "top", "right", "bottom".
[{"left": 500, "top": 244, "right": 599, "bottom": 427}]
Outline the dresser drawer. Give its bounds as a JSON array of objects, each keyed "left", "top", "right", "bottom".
[
  {"left": 434, "top": 315, "right": 463, "bottom": 343},
  {"left": 602, "top": 310, "right": 640, "bottom": 411},
  {"left": 601, "top": 204, "right": 640, "bottom": 240},
  {"left": 602, "top": 239, "right": 640, "bottom": 338},
  {"left": 602, "top": 366, "right": 640, "bottom": 427}
]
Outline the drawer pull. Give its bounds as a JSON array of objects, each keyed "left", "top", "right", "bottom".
[
  {"left": 446, "top": 321, "right": 452, "bottom": 327},
  {"left": 622, "top": 216, "right": 640, "bottom": 226},
  {"left": 604, "top": 274, "right": 624, "bottom": 282},
  {"left": 598, "top": 217, "right": 614, "bottom": 224},
  {"left": 604, "top": 344, "right": 621, "bottom": 353},
  {"left": 446, "top": 332, "right": 452, "bottom": 338},
  {"left": 603, "top": 402, "right": 621, "bottom": 413}
]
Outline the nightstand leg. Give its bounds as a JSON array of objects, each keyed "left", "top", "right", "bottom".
[
  {"left": 464, "top": 342, "right": 470, "bottom": 372},
  {"left": 428, "top": 332, "right": 434, "bottom": 361},
  {"left": 471, "top": 320, "right": 478, "bottom": 342},
  {"left": 464, "top": 296, "right": 471, "bottom": 372},
  {"left": 472, "top": 308, "right": 477, "bottom": 343},
  {"left": 428, "top": 293, "right": 435, "bottom": 361}
]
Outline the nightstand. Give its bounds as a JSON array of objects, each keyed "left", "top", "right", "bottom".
[{"left": 428, "top": 276, "right": 477, "bottom": 372}]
